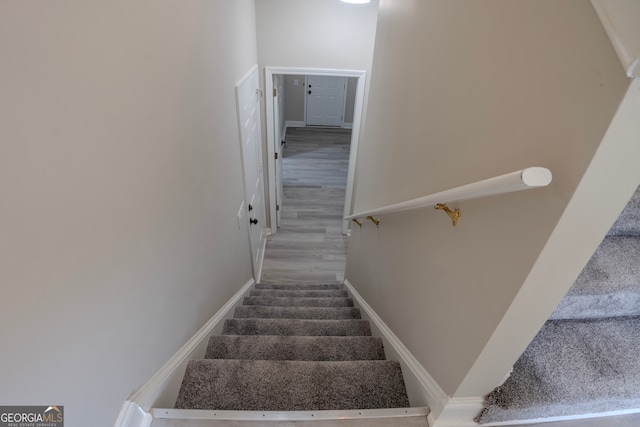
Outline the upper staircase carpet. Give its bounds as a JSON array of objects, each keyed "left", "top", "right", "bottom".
[
  {"left": 476, "top": 186, "right": 640, "bottom": 424},
  {"left": 475, "top": 317, "right": 640, "bottom": 423},
  {"left": 175, "top": 284, "right": 410, "bottom": 412},
  {"left": 549, "top": 236, "right": 640, "bottom": 320}
]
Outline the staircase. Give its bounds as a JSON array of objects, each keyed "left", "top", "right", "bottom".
[
  {"left": 168, "top": 282, "right": 426, "bottom": 425},
  {"left": 476, "top": 187, "right": 640, "bottom": 424}
]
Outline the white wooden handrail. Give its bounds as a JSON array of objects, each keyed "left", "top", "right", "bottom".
[{"left": 345, "top": 167, "right": 552, "bottom": 221}]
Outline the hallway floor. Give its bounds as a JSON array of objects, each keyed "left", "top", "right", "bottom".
[{"left": 260, "top": 127, "right": 351, "bottom": 285}]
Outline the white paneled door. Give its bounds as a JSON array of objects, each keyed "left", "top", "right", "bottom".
[
  {"left": 236, "top": 66, "right": 266, "bottom": 280},
  {"left": 306, "top": 75, "right": 347, "bottom": 127}
]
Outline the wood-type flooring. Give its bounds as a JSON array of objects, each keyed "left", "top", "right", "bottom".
[{"left": 260, "top": 127, "right": 351, "bottom": 285}]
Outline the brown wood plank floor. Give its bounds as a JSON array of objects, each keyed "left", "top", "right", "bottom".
[{"left": 260, "top": 127, "right": 351, "bottom": 285}]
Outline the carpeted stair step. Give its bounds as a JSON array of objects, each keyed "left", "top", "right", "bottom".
[
  {"left": 608, "top": 186, "right": 640, "bottom": 236},
  {"left": 175, "top": 359, "right": 410, "bottom": 411},
  {"left": 476, "top": 316, "right": 640, "bottom": 423},
  {"left": 234, "top": 305, "right": 361, "bottom": 319},
  {"left": 478, "top": 185, "right": 640, "bottom": 424},
  {"left": 222, "top": 318, "right": 371, "bottom": 336},
  {"left": 549, "top": 236, "right": 640, "bottom": 320},
  {"left": 255, "top": 283, "right": 345, "bottom": 290},
  {"left": 249, "top": 289, "right": 349, "bottom": 298},
  {"left": 243, "top": 296, "right": 353, "bottom": 307},
  {"left": 205, "top": 335, "right": 385, "bottom": 360}
]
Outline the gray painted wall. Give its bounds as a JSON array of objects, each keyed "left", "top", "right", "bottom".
[
  {"left": 346, "top": 0, "right": 629, "bottom": 398},
  {"left": 0, "top": 2, "right": 258, "bottom": 426}
]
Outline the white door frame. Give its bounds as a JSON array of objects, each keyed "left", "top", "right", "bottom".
[{"left": 264, "top": 67, "right": 367, "bottom": 235}]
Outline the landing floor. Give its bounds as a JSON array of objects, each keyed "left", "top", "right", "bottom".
[{"left": 260, "top": 127, "right": 351, "bottom": 285}]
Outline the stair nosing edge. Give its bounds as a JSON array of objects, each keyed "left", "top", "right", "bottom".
[{"left": 152, "top": 407, "right": 429, "bottom": 421}]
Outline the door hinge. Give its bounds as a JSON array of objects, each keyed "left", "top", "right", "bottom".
[
  {"left": 276, "top": 204, "right": 280, "bottom": 211},
  {"left": 273, "top": 88, "right": 277, "bottom": 97},
  {"left": 275, "top": 153, "right": 278, "bottom": 160}
]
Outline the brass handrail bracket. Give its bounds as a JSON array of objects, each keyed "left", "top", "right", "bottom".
[
  {"left": 352, "top": 218, "right": 363, "bottom": 228},
  {"left": 434, "top": 203, "right": 461, "bottom": 226},
  {"left": 366, "top": 216, "right": 381, "bottom": 228}
]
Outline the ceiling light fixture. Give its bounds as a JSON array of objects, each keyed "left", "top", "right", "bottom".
[{"left": 341, "top": 0, "right": 370, "bottom": 4}]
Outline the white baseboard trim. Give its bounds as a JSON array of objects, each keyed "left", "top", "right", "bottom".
[
  {"left": 343, "top": 280, "right": 447, "bottom": 418},
  {"left": 285, "top": 120, "right": 305, "bottom": 131},
  {"left": 430, "top": 397, "right": 484, "bottom": 427},
  {"left": 479, "top": 407, "right": 640, "bottom": 426},
  {"left": 116, "top": 278, "right": 256, "bottom": 423},
  {"left": 430, "top": 396, "right": 640, "bottom": 426},
  {"left": 114, "top": 401, "right": 153, "bottom": 427},
  {"left": 255, "top": 235, "right": 267, "bottom": 284}
]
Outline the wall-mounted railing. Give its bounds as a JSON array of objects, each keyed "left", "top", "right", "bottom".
[{"left": 345, "top": 167, "right": 552, "bottom": 227}]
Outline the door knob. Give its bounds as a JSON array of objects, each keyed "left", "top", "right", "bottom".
[{"left": 250, "top": 218, "right": 258, "bottom": 225}]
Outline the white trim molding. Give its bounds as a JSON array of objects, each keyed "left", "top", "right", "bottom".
[
  {"left": 430, "top": 397, "right": 485, "bottom": 427},
  {"left": 478, "top": 408, "right": 640, "bottom": 427},
  {"left": 344, "top": 279, "right": 493, "bottom": 427},
  {"left": 255, "top": 235, "right": 267, "bottom": 284},
  {"left": 153, "top": 407, "right": 429, "bottom": 422},
  {"left": 344, "top": 280, "right": 445, "bottom": 417},
  {"left": 114, "top": 401, "right": 152, "bottom": 427},
  {"left": 591, "top": 0, "right": 640, "bottom": 77},
  {"left": 264, "top": 67, "right": 367, "bottom": 236},
  {"left": 116, "top": 278, "right": 256, "bottom": 423},
  {"left": 285, "top": 120, "right": 306, "bottom": 130}
]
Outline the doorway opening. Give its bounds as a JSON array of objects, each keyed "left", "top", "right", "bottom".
[{"left": 265, "top": 67, "right": 366, "bottom": 236}]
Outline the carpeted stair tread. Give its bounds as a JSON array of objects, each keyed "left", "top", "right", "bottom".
[
  {"left": 249, "top": 289, "right": 349, "bottom": 298},
  {"left": 243, "top": 296, "right": 353, "bottom": 307},
  {"left": 255, "top": 283, "right": 345, "bottom": 290},
  {"left": 549, "top": 236, "right": 640, "bottom": 319},
  {"left": 483, "top": 184, "right": 640, "bottom": 423},
  {"left": 608, "top": 186, "right": 640, "bottom": 236},
  {"left": 222, "top": 318, "right": 371, "bottom": 336},
  {"left": 475, "top": 316, "right": 640, "bottom": 423},
  {"left": 234, "top": 305, "right": 361, "bottom": 319},
  {"left": 205, "top": 335, "right": 385, "bottom": 360},
  {"left": 175, "top": 359, "right": 410, "bottom": 411}
]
